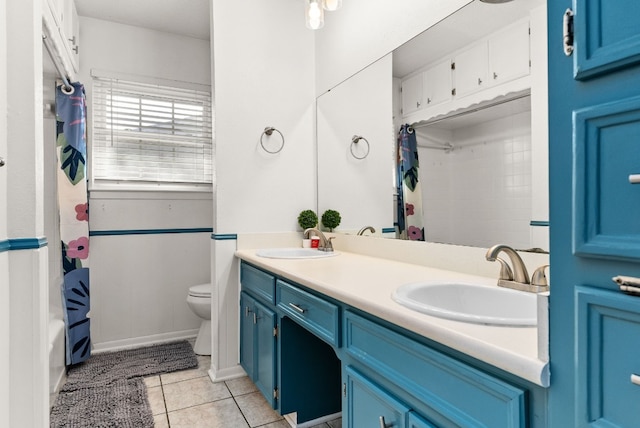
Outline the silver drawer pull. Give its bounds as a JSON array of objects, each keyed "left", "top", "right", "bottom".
[
  {"left": 631, "top": 374, "right": 640, "bottom": 386},
  {"left": 379, "top": 416, "right": 387, "bottom": 428},
  {"left": 0, "top": 157, "right": 5, "bottom": 167},
  {"left": 289, "top": 303, "right": 306, "bottom": 314},
  {"left": 629, "top": 174, "right": 640, "bottom": 184}
]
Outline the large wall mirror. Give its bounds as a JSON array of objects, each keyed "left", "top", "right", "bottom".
[{"left": 317, "top": 0, "right": 548, "bottom": 251}]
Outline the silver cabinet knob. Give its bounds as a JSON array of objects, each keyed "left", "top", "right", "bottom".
[{"left": 0, "top": 157, "right": 5, "bottom": 167}]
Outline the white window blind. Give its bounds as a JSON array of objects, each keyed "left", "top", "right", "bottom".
[{"left": 92, "top": 76, "right": 212, "bottom": 186}]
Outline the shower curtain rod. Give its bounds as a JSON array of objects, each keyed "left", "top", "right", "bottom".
[
  {"left": 411, "top": 92, "right": 531, "bottom": 129},
  {"left": 42, "top": 34, "right": 73, "bottom": 92}
]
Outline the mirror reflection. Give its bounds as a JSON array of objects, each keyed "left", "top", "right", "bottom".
[{"left": 317, "top": 0, "right": 548, "bottom": 251}]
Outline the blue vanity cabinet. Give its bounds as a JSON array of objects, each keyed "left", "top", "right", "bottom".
[
  {"left": 575, "top": 286, "right": 640, "bottom": 427},
  {"left": 344, "top": 365, "right": 411, "bottom": 428},
  {"left": 547, "top": 0, "right": 640, "bottom": 425},
  {"left": 240, "top": 263, "right": 278, "bottom": 408},
  {"left": 342, "top": 310, "right": 528, "bottom": 428},
  {"left": 239, "top": 291, "right": 277, "bottom": 408}
]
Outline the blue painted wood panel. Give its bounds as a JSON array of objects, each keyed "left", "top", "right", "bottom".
[
  {"left": 254, "top": 299, "right": 277, "bottom": 408},
  {"left": 408, "top": 412, "right": 438, "bottom": 428},
  {"left": 548, "top": 0, "right": 640, "bottom": 424},
  {"left": 239, "top": 292, "right": 255, "bottom": 379},
  {"left": 344, "top": 311, "right": 526, "bottom": 428},
  {"left": 276, "top": 279, "right": 340, "bottom": 347},
  {"left": 345, "top": 365, "right": 409, "bottom": 428},
  {"left": 241, "top": 263, "right": 276, "bottom": 304},
  {"left": 574, "top": 0, "right": 640, "bottom": 79},
  {"left": 576, "top": 286, "right": 640, "bottom": 427},
  {"left": 573, "top": 95, "right": 640, "bottom": 260}
]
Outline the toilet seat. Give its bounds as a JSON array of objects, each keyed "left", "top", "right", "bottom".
[{"left": 188, "top": 283, "right": 212, "bottom": 298}]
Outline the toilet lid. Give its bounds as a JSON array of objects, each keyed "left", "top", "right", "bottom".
[{"left": 188, "top": 283, "right": 212, "bottom": 298}]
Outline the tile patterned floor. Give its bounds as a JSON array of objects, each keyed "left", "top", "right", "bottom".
[{"left": 145, "top": 350, "right": 342, "bottom": 428}]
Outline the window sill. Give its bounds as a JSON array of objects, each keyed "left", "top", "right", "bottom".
[{"left": 89, "top": 182, "right": 213, "bottom": 200}]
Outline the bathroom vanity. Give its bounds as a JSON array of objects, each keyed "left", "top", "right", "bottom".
[{"left": 235, "top": 249, "right": 550, "bottom": 428}]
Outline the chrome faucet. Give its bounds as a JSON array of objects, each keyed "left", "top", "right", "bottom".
[
  {"left": 304, "top": 228, "right": 335, "bottom": 252},
  {"left": 486, "top": 244, "right": 529, "bottom": 284},
  {"left": 357, "top": 226, "right": 376, "bottom": 236},
  {"left": 485, "top": 244, "right": 550, "bottom": 292}
]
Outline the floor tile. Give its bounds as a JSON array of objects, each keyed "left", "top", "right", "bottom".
[
  {"left": 257, "top": 420, "right": 292, "bottom": 428},
  {"left": 146, "top": 385, "right": 166, "bottom": 415},
  {"left": 226, "top": 376, "right": 259, "bottom": 397},
  {"left": 326, "top": 418, "right": 342, "bottom": 428},
  {"left": 163, "top": 376, "right": 231, "bottom": 412},
  {"left": 235, "top": 391, "right": 284, "bottom": 427},
  {"left": 307, "top": 423, "right": 330, "bottom": 428},
  {"left": 168, "top": 398, "right": 250, "bottom": 428},
  {"left": 160, "top": 358, "right": 210, "bottom": 385},
  {"left": 153, "top": 413, "right": 170, "bottom": 428},
  {"left": 143, "top": 375, "right": 161, "bottom": 388}
]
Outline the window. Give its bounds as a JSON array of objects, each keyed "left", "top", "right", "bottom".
[{"left": 91, "top": 73, "right": 212, "bottom": 188}]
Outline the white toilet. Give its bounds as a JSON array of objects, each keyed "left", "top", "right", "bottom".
[{"left": 186, "top": 283, "right": 212, "bottom": 356}]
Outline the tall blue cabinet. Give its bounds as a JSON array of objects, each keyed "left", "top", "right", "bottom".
[{"left": 548, "top": 1, "right": 640, "bottom": 426}]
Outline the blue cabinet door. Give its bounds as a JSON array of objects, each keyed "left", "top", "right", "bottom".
[
  {"left": 254, "top": 299, "right": 277, "bottom": 409},
  {"left": 239, "top": 292, "right": 255, "bottom": 379},
  {"left": 344, "top": 365, "right": 409, "bottom": 428},
  {"left": 548, "top": 0, "right": 640, "bottom": 426}
]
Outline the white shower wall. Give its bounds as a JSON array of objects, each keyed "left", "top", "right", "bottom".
[{"left": 419, "top": 111, "right": 532, "bottom": 249}]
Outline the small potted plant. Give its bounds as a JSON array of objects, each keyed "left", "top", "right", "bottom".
[
  {"left": 298, "top": 210, "right": 318, "bottom": 247},
  {"left": 321, "top": 209, "right": 341, "bottom": 232}
]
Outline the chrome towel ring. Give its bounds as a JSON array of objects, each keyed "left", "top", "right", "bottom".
[
  {"left": 260, "top": 126, "right": 285, "bottom": 154},
  {"left": 350, "top": 135, "right": 370, "bottom": 160}
]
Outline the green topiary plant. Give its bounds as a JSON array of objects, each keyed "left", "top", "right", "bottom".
[
  {"left": 321, "top": 209, "right": 341, "bottom": 232},
  {"left": 297, "top": 209, "right": 318, "bottom": 230}
]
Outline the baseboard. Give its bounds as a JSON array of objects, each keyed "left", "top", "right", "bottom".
[
  {"left": 208, "top": 364, "right": 247, "bottom": 383},
  {"left": 91, "top": 329, "right": 198, "bottom": 354},
  {"left": 284, "top": 411, "right": 342, "bottom": 428}
]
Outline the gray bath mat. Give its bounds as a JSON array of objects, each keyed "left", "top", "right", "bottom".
[{"left": 50, "top": 340, "right": 198, "bottom": 427}]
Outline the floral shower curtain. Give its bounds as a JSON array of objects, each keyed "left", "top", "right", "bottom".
[
  {"left": 396, "top": 124, "right": 425, "bottom": 241},
  {"left": 56, "top": 82, "right": 91, "bottom": 365}
]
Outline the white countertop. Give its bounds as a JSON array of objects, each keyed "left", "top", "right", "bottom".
[{"left": 235, "top": 248, "right": 550, "bottom": 388}]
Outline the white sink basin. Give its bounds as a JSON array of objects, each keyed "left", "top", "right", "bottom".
[
  {"left": 256, "top": 247, "right": 339, "bottom": 259},
  {"left": 392, "top": 281, "right": 537, "bottom": 326}
]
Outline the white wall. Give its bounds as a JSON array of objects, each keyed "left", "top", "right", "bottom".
[
  {"left": 419, "top": 111, "right": 533, "bottom": 249},
  {"left": 210, "top": 0, "right": 316, "bottom": 379},
  {"left": 0, "top": 0, "right": 9, "bottom": 424},
  {"left": 4, "top": 0, "right": 50, "bottom": 425},
  {"left": 315, "top": 0, "right": 471, "bottom": 94},
  {"left": 317, "top": 54, "right": 394, "bottom": 233},
  {"left": 77, "top": 17, "right": 213, "bottom": 349}
]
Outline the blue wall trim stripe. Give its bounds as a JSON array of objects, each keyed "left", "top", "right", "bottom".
[
  {"left": 0, "top": 237, "right": 48, "bottom": 253},
  {"left": 381, "top": 227, "right": 396, "bottom": 234},
  {"left": 212, "top": 233, "right": 238, "bottom": 240},
  {"left": 89, "top": 228, "right": 213, "bottom": 237},
  {"left": 530, "top": 221, "right": 550, "bottom": 227}
]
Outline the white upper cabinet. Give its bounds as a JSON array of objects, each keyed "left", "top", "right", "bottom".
[
  {"left": 423, "top": 59, "right": 452, "bottom": 108},
  {"left": 453, "top": 43, "right": 489, "bottom": 98},
  {"left": 488, "top": 20, "right": 530, "bottom": 86},
  {"left": 401, "top": 18, "right": 531, "bottom": 120},
  {"left": 401, "top": 73, "right": 423, "bottom": 116},
  {"left": 62, "top": 0, "right": 80, "bottom": 73},
  {"left": 43, "top": 0, "right": 80, "bottom": 75}
]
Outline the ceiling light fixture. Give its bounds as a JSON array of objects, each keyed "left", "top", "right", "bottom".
[
  {"left": 306, "top": 0, "right": 325, "bottom": 30},
  {"left": 323, "top": 0, "right": 342, "bottom": 11},
  {"left": 306, "top": 0, "right": 342, "bottom": 30}
]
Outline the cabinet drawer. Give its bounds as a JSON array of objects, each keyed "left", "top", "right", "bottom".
[
  {"left": 241, "top": 263, "right": 276, "bottom": 304},
  {"left": 277, "top": 280, "right": 340, "bottom": 347},
  {"left": 576, "top": 286, "right": 640, "bottom": 427},
  {"left": 344, "top": 311, "right": 526, "bottom": 428},
  {"left": 345, "top": 365, "right": 409, "bottom": 428}
]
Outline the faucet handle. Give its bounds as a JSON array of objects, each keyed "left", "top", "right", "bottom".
[
  {"left": 495, "top": 257, "right": 514, "bottom": 281},
  {"left": 323, "top": 236, "right": 335, "bottom": 252},
  {"left": 531, "top": 265, "right": 550, "bottom": 287}
]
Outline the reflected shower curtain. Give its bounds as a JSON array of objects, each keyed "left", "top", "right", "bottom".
[
  {"left": 56, "top": 82, "right": 91, "bottom": 365},
  {"left": 396, "top": 124, "right": 425, "bottom": 241}
]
